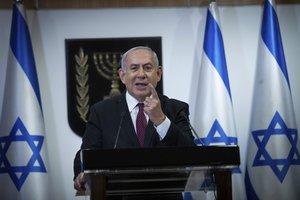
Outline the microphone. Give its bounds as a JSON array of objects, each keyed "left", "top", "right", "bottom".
[
  {"left": 113, "top": 111, "right": 126, "bottom": 149},
  {"left": 180, "top": 111, "right": 205, "bottom": 146}
]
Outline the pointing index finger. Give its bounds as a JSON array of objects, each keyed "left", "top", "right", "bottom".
[{"left": 148, "top": 83, "right": 159, "bottom": 99}]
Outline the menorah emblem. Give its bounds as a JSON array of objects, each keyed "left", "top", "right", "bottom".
[{"left": 93, "top": 52, "right": 123, "bottom": 98}]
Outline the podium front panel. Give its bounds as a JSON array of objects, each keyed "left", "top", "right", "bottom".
[{"left": 81, "top": 146, "right": 240, "bottom": 200}]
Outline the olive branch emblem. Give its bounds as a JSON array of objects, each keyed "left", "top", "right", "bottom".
[{"left": 74, "top": 47, "right": 89, "bottom": 123}]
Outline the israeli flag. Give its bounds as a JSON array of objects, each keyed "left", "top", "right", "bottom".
[
  {"left": 0, "top": 2, "right": 50, "bottom": 200},
  {"left": 245, "top": 0, "right": 300, "bottom": 199},
  {"left": 194, "top": 1, "right": 237, "bottom": 147},
  {"left": 192, "top": 1, "right": 244, "bottom": 199}
]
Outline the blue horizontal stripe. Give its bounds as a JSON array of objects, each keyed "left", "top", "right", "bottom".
[
  {"left": 10, "top": 4, "right": 42, "bottom": 109},
  {"left": 261, "top": 0, "right": 290, "bottom": 88},
  {"left": 203, "top": 8, "right": 232, "bottom": 100}
]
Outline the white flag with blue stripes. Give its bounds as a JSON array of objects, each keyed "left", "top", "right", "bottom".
[
  {"left": 190, "top": 1, "right": 244, "bottom": 199},
  {"left": 245, "top": 0, "right": 300, "bottom": 199},
  {"left": 0, "top": 2, "right": 50, "bottom": 200},
  {"left": 194, "top": 2, "right": 237, "bottom": 147}
]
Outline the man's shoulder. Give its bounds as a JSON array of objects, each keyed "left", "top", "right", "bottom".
[
  {"left": 92, "top": 94, "right": 124, "bottom": 109},
  {"left": 159, "top": 94, "right": 188, "bottom": 107}
]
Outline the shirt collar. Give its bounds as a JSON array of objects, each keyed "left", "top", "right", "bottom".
[{"left": 126, "top": 91, "right": 140, "bottom": 112}]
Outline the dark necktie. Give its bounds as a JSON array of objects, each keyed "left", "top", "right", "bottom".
[{"left": 136, "top": 103, "right": 147, "bottom": 147}]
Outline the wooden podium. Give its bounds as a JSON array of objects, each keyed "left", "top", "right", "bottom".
[{"left": 81, "top": 146, "right": 240, "bottom": 200}]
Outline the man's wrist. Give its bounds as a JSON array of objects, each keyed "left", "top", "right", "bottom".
[{"left": 154, "top": 115, "right": 166, "bottom": 127}]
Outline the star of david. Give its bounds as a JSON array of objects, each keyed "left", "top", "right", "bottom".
[
  {"left": 200, "top": 119, "right": 240, "bottom": 173},
  {"left": 201, "top": 119, "right": 237, "bottom": 146},
  {"left": 252, "top": 111, "right": 300, "bottom": 183},
  {"left": 0, "top": 117, "right": 46, "bottom": 190}
]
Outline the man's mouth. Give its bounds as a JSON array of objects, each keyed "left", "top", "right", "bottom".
[
  {"left": 135, "top": 83, "right": 148, "bottom": 89},
  {"left": 135, "top": 83, "right": 148, "bottom": 86}
]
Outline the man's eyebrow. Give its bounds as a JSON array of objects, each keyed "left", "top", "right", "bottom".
[
  {"left": 129, "top": 63, "right": 153, "bottom": 67},
  {"left": 129, "top": 64, "right": 139, "bottom": 67},
  {"left": 143, "top": 62, "right": 154, "bottom": 66}
]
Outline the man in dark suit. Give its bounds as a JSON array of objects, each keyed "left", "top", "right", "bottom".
[{"left": 73, "top": 46, "right": 195, "bottom": 191}]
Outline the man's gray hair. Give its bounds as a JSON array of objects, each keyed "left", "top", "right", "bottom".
[{"left": 121, "top": 46, "right": 159, "bottom": 69}]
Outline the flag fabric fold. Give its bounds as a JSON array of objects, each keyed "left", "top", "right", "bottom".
[
  {"left": 0, "top": 2, "right": 50, "bottom": 200},
  {"left": 191, "top": 1, "right": 244, "bottom": 199},
  {"left": 245, "top": 0, "right": 300, "bottom": 199}
]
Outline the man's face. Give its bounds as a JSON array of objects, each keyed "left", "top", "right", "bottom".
[{"left": 119, "top": 49, "right": 162, "bottom": 102}]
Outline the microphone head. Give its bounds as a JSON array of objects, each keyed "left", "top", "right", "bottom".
[
  {"left": 179, "top": 111, "right": 185, "bottom": 116},
  {"left": 179, "top": 111, "right": 189, "bottom": 121}
]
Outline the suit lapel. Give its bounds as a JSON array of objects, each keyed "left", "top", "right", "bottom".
[{"left": 144, "top": 121, "right": 156, "bottom": 147}]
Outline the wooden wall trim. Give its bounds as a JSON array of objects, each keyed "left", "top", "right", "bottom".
[{"left": 1, "top": 0, "right": 299, "bottom": 9}]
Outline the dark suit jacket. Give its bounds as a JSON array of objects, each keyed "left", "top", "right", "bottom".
[{"left": 73, "top": 92, "right": 195, "bottom": 178}]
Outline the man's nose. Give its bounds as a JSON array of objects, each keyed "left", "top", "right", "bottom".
[{"left": 137, "top": 67, "right": 146, "bottom": 77}]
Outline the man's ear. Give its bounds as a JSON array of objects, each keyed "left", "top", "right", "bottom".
[
  {"left": 156, "top": 66, "right": 162, "bottom": 82},
  {"left": 118, "top": 68, "right": 126, "bottom": 84}
]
